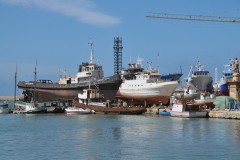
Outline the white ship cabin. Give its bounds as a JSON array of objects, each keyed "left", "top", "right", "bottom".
[
  {"left": 58, "top": 63, "right": 104, "bottom": 84},
  {"left": 137, "top": 71, "right": 161, "bottom": 83},
  {"left": 78, "top": 89, "right": 101, "bottom": 100},
  {"left": 59, "top": 76, "right": 76, "bottom": 84},
  {"left": 59, "top": 41, "right": 104, "bottom": 84},
  {"left": 192, "top": 70, "right": 210, "bottom": 77},
  {"left": 76, "top": 62, "right": 104, "bottom": 83},
  {"left": 78, "top": 88, "right": 103, "bottom": 104},
  {"left": 191, "top": 61, "right": 210, "bottom": 77}
]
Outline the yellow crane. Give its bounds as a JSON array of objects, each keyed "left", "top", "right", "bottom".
[{"left": 146, "top": 12, "right": 240, "bottom": 23}]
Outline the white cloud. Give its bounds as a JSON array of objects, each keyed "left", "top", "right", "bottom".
[{"left": 0, "top": 0, "right": 121, "bottom": 27}]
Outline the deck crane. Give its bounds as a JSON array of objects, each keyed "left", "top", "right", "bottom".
[{"left": 146, "top": 13, "right": 240, "bottom": 23}]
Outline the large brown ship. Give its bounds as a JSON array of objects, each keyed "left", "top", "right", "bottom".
[{"left": 17, "top": 42, "right": 122, "bottom": 103}]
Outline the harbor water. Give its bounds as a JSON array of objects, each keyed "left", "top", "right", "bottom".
[{"left": 1, "top": 114, "right": 240, "bottom": 160}]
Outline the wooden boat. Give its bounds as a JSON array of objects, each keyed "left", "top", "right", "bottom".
[
  {"left": 73, "top": 100, "right": 146, "bottom": 114},
  {"left": 72, "top": 84, "right": 147, "bottom": 115}
]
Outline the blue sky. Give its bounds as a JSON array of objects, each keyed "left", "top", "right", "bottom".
[{"left": 0, "top": 0, "right": 240, "bottom": 96}]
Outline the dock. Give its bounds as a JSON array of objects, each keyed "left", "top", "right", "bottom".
[
  {"left": 208, "top": 109, "right": 240, "bottom": 119},
  {"left": 0, "top": 95, "right": 23, "bottom": 101}
]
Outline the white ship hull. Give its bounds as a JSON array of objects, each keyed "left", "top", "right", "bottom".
[
  {"left": 117, "top": 80, "right": 179, "bottom": 104},
  {"left": 188, "top": 76, "right": 212, "bottom": 91}
]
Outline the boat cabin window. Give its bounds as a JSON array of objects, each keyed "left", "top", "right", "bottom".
[
  {"left": 67, "top": 79, "right": 71, "bottom": 84},
  {"left": 193, "top": 71, "right": 208, "bottom": 76},
  {"left": 90, "top": 66, "right": 94, "bottom": 71}
]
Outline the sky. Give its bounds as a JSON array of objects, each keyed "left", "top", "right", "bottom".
[{"left": 0, "top": 0, "right": 240, "bottom": 96}]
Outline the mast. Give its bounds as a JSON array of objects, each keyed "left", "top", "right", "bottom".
[
  {"left": 33, "top": 60, "right": 37, "bottom": 104},
  {"left": 214, "top": 67, "right": 218, "bottom": 83},
  {"left": 157, "top": 52, "right": 160, "bottom": 74},
  {"left": 14, "top": 64, "right": 17, "bottom": 107},
  {"left": 88, "top": 41, "right": 93, "bottom": 64}
]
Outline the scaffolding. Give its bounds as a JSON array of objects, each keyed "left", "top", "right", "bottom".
[{"left": 113, "top": 37, "right": 123, "bottom": 75}]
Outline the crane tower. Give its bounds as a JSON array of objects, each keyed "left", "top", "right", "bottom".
[{"left": 113, "top": 37, "right": 123, "bottom": 75}]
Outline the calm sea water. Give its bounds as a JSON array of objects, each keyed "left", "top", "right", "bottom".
[{"left": 1, "top": 113, "right": 240, "bottom": 160}]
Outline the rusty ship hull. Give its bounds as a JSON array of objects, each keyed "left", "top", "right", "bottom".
[
  {"left": 73, "top": 100, "right": 147, "bottom": 115},
  {"left": 18, "top": 75, "right": 122, "bottom": 103}
]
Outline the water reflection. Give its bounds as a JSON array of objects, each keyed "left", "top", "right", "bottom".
[
  {"left": 1, "top": 114, "right": 240, "bottom": 160},
  {"left": 112, "top": 127, "right": 121, "bottom": 140},
  {"left": 228, "top": 119, "right": 240, "bottom": 139}
]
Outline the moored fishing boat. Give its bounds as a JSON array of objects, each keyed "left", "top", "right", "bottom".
[
  {"left": 13, "top": 101, "right": 47, "bottom": 114},
  {"left": 73, "top": 101, "right": 147, "bottom": 115},
  {"left": 170, "top": 99, "right": 208, "bottom": 118},
  {"left": 72, "top": 88, "right": 147, "bottom": 115}
]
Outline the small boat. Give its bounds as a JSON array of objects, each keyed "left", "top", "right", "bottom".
[
  {"left": 159, "top": 110, "right": 171, "bottom": 116},
  {"left": 0, "top": 102, "right": 10, "bottom": 114},
  {"left": 73, "top": 88, "right": 147, "bottom": 115},
  {"left": 13, "top": 101, "right": 47, "bottom": 114},
  {"left": 170, "top": 99, "right": 208, "bottom": 118},
  {"left": 73, "top": 101, "right": 147, "bottom": 114},
  {"left": 65, "top": 107, "right": 94, "bottom": 114}
]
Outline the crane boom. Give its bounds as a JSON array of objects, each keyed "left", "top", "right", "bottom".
[{"left": 146, "top": 13, "right": 240, "bottom": 23}]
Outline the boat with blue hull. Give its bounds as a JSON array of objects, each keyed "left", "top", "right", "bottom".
[
  {"left": 159, "top": 110, "right": 171, "bottom": 116},
  {"left": 218, "top": 59, "right": 234, "bottom": 96}
]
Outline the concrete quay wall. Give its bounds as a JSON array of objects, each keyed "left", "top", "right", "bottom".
[
  {"left": 0, "top": 95, "right": 22, "bottom": 101},
  {"left": 209, "top": 110, "right": 240, "bottom": 119}
]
